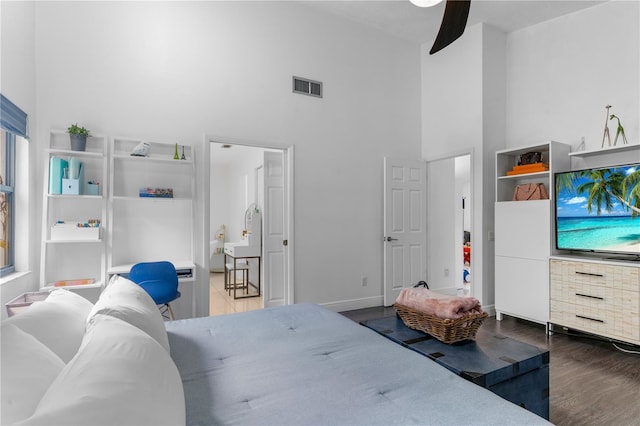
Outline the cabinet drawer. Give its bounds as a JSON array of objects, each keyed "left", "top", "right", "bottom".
[
  {"left": 550, "top": 259, "right": 640, "bottom": 291},
  {"left": 550, "top": 300, "right": 640, "bottom": 341},
  {"left": 550, "top": 282, "right": 639, "bottom": 314}
]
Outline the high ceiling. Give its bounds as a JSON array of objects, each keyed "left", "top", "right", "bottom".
[{"left": 300, "top": 0, "right": 606, "bottom": 44}]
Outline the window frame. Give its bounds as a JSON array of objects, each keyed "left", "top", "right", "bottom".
[
  {"left": 0, "top": 129, "right": 16, "bottom": 276},
  {"left": 0, "top": 94, "right": 27, "bottom": 277}
]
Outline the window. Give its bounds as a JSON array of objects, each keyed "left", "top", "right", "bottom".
[
  {"left": 0, "top": 129, "right": 15, "bottom": 275},
  {"left": 0, "top": 94, "right": 27, "bottom": 277}
]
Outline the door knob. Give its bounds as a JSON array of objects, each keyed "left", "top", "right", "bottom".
[{"left": 384, "top": 236, "right": 398, "bottom": 242}]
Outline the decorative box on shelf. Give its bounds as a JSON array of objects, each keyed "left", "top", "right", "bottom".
[
  {"left": 61, "top": 178, "right": 81, "bottom": 195},
  {"left": 50, "top": 220, "right": 101, "bottom": 241},
  {"left": 86, "top": 182, "right": 100, "bottom": 195},
  {"left": 506, "top": 162, "right": 549, "bottom": 176}
]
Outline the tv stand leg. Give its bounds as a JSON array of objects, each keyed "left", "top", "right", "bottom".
[{"left": 496, "top": 311, "right": 503, "bottom": 321}]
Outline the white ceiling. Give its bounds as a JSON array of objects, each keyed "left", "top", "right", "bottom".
[{"left": 300, "top": 0, "right": 606, "bottom": 44}]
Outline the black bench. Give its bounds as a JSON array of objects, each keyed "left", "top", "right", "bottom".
[{"left": 361, "top": 315, "right": 549, "bottom": 420}]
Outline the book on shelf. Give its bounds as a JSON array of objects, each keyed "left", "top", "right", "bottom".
[
  {"left": 53, "top": 278, "right": 96, "bottom": 287},
  {"left": 50, "top": 220, "right": 101, "bottom": 240},
  {"left": 139, "top": 188, "right": 174, "bottom": 198}
]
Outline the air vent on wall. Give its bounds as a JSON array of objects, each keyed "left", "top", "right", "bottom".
[{"left": 292, "top": 76, "right": 323, "bottom": 98}]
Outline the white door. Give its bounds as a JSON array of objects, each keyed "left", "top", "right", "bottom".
[
  {"left": 262, "top": 151, "right": 288, "bottom": 307},
  {"left": 383, "top": 158, "right": 427, "bottom": 306}
]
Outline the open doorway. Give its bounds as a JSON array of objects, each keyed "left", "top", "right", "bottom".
[
  {"left": 208, "top": 142, "right": 288, "bottom": 315},
  {"left": 426, "top": 153, "right": 472, "bottom": 296}
]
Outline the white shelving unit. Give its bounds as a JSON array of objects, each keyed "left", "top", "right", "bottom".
[
  {"left": 567, "top": 143, "right": 640, "bottom": 157},
  {"left": 40, "top": 130, "right": 108, "bottom": 301},
  {"left": 107, "top": 137, "right": 196, "bottom": 319},
  {"left": 494, "top": 141, "right": 571, "bottom": 326}
]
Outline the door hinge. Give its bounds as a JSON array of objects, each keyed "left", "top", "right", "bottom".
[{"left": 283, "top": 240, "right": 288, "bottom": 246}]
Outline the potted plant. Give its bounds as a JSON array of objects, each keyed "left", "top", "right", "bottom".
[{"left": 67, "top": 123, "right": 91, "bottom": 151}]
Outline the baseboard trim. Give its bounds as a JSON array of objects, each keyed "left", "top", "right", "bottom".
[
  {"left": 482, "top": 303, "right": 496, "bottom": 318},
  {"left": 320, "top": 296, "right": 384, "bottom": 313}
]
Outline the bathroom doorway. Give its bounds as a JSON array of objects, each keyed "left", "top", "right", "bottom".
[{"left": 208, "top": 141, "right": 291, "bottom": 315}]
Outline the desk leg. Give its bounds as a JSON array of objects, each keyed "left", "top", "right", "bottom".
[
  {"left": 258, "top": 257, "right": 261, "bottom": 297},
  {"left": 224, "top": 254, "right": 228, "bottom": 290},
  {"left": 233, "top": 257, "right": 237, "bottom": 299}
]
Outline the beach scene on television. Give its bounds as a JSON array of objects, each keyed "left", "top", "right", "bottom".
[{"left": 555, "top": 164, "right": 640, "bottom": 256}]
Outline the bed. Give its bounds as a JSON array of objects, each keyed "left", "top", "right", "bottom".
[
  {"left": 2, "top": 277, "right": 549, "bottom": 425},
  {"left": 166, "top": 303, "right": 550, "bottom": 425}
]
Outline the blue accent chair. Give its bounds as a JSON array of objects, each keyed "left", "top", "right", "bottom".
[{"left": 129, "top": 261, "right": 180, "bottom": 320}]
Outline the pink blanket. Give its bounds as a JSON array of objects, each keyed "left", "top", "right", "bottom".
[{"left": 395, "top": 288, "right": 482, "bottom": 319}]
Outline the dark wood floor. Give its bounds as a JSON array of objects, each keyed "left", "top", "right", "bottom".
[{"left": 340, "top": 307, "right": 640, "bottom": 426}]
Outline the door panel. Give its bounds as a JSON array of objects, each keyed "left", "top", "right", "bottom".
[
  {"left": 383, "top": 158, "right": 427, "bottom": 306},
  {"left": 263, "top": 151, "right": 286, "bottom": 307}
]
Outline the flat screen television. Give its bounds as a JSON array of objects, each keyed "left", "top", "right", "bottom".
[{"left": 554, "top": 163, "right": 640, "bottom": 259}]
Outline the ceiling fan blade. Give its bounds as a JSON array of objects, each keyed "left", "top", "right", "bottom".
[{"left": 429, "top": 0, "right": 471, "bottom": 55}]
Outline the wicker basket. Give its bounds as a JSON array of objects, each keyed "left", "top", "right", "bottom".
[{"left": 394, "top": 303, "right": 488, "bottom": 344}]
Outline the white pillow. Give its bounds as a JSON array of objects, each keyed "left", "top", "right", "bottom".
[
  {"left": 1, "top": 323, "right": 65, "bottom": 424},
  {"left": 18, "top": 314, "right": 185, "bottom": 426},
  {"left": 4, "top": 289, "right": 94, "bottom": 363},
  {"left": 88, "top": 275, "right": 170, "bottom": 352}
]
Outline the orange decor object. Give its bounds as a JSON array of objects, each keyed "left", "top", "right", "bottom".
[{"left": 506, "top": 162, "right": 549, "bottom": 176}]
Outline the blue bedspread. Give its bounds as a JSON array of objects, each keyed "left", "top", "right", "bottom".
[{"left": 166, "top": 303, "right": 550, "bottom": 425}]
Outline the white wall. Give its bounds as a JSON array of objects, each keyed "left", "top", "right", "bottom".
[
  {"left": 422, "top": 24, "right": 483, "bottom": 158},
  {"left": 422, "top": 23, "right": 505, "bottom": 308},
  {"left": 426, "top": 157, "right": 456, "bottom": 291},
  {"left": 0, "top": 0, "right": 38, "bottom": 320},
  {"left": 32, "top": 1, "right": 422, "bottom": 310},
  {"left": 506, "top": 1, "right": 639, "bottom": 152},
  {"left": 479, "top": 25, "right": 507, "bottom": 308}
]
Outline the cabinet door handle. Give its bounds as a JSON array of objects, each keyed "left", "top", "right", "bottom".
[
  {"left": 575, "top": 293, "right": 604, "bottom": 301},
  {"left": 576, "top": 314, "right": 604, "bottom": 323},
  {"left": 575, "top": 271, "right": 604, "bottom": 278}
]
